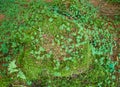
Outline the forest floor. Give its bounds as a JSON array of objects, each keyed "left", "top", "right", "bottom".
[
  {"left": 0, "top": 0, "right": 120, "bottom": 87},
  {"left": 90, "top": 0, "right": 120, "bottom": 83}
]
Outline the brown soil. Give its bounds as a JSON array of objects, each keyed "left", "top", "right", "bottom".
[
  {"left": 0, "top": 14, "right": 5, "bottom": 21},
  {"left": 90, "top": 0, "right": 100, "bottom": 7},
  {"left": 42, "top": 34, "right": 66, "bottom": 61},
  {"left": 89, "top": 0, "right": 120, "bottom": 18}
]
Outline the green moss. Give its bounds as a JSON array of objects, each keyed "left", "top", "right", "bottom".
[
  {"left": 0, "top": 77, "right": 11, "bottom": 87},
  {"left": 19, "top": 42, "right": 93, "bottom": 78},
  {"left": 21, "top": 50, "right": 42, "bottom": 80}
]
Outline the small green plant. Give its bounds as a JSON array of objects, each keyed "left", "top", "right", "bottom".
[
  {"left": 8, "top": 60, "right": 18, "bottom": 74},
  {"left": 8, "top": 60, "right": 26, "bottom": 80}
]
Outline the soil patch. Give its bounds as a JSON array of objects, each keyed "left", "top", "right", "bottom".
[
  {"left": 90, "top": 0, "right": 100, "bottom": 7},
  {"left": 89, "top": 0, "right": 120, "bottom": 19},
  {"left": 42, "top": 34, "right": 66, "bottom": 61},
  {"left": 0, "top": 14, "right": 5, "bottom": 21}
]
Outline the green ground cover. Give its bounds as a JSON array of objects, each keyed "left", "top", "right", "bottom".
[
  {"left": 0, "top": 0, "right": 119, "bottom": 87},
  {"left": 107, "top": 0, "right": 120, "bottom": 3}
]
